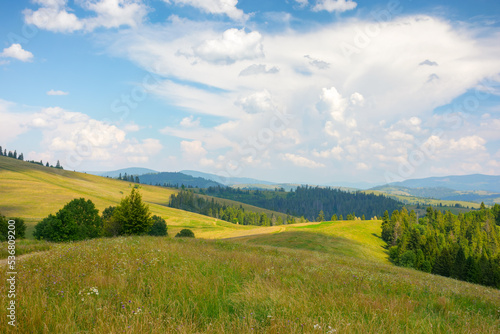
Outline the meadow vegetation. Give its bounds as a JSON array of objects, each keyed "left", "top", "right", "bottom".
[{"left": 1, "top": 234, "right": 499, "bottom": 333}]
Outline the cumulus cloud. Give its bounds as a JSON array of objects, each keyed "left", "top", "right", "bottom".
[
  {"left": 193, "top": 28, "right": 264, "bottom": 64},
  {"left": 313, "top": 0, "right": 357, "bottom": 13},
  {"left": 47, "top": 89, "right": 69, "bottom": 96},
  {"left": 236, "top": 90, "right": 278, "bottom": 114},
  {"left": 0, "top": 44, "right": 34, "bottom": 62},
  {"left": 103, "top": 13, "right": 500, "bottom": 181},
  {"left": 164, "top": 0, "right": 246, "bottom": 20},
  {"left": 282, "top": 153, "right": 325, "bottom": 168},
  {"left": 23, "top": 0, "right": 147, "bottom": 33}
]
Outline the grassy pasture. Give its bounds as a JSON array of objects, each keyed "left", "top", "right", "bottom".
[
  {"left": 0, "top": 156, "right": 290, "bottom": 240},
  {"left": 1, "top": 235, "right": 499, "bottom": 333}
]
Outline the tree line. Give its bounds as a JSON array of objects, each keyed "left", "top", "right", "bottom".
[
  {"left": 205, "top": 185, "right": 402, "bottom": 221},
  {"left": 168, "top": 190, "right": 296, "bottom": 226},
  {"left": 0, "top": 145, "right": 63, "bottom": 169},
  {"left": 382, "top": 203, "right": 500, "bottom": 288},
  {"left": 34, "top": 188, "right": 168, "bottom": 242}
]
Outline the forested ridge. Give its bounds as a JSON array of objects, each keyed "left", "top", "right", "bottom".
[
  {"left": 382, "top": 204, "right": 500, "bottom": 288},
  {"left": 205, "top": 185, "right": 402, "bottom": 221},
  {"left": 168, "top": 190, "right": 296, "bottom": 226}
]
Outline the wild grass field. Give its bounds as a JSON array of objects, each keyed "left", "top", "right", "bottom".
[
  {"left": 1, "top": 233, "right": 499, "bottom": 333},
  {"left": 2, "top": 156, "right": 500, "bottom": 332}
]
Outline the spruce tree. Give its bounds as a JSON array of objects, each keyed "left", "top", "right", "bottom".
[{"left": 112, "top": 188, "right": 153, "bottom": 235}]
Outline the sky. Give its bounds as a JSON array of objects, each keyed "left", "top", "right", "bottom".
[{"left": 1, "top": 0, "right": 500, "bottom": 186}]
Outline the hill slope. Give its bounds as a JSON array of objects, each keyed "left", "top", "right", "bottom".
[
  {"left": 0, "top": 156, "right": 288, "bottom": 239},
  {"left": 2, "top": 229, "right": 499, "bottom": 333}
]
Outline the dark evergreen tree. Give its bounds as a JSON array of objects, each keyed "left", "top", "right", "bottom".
[
  {"left": 112, "top": 188, "right": 153, "bottom": 235},
  {"left": 18, "top": 153, "right": 24, "bottom": 161},
  {"left": 13, "top": 150, "right": 17, "bottom": 159}
]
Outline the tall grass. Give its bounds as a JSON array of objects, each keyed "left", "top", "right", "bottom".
[{"left": 1, "top": 236, "right": 499, "bottom": 333}]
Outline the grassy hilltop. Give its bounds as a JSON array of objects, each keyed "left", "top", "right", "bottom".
[{"left": 0, "top": 156, "right": 288, "bottom": 239}]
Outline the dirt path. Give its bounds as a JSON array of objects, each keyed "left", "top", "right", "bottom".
[{"left": 0, "top": 251, "right": 48, "bottom": 266}]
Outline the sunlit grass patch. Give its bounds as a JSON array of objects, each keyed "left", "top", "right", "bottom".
[{"left": 0, "top": 236, "right": 499, "bottom": 333}]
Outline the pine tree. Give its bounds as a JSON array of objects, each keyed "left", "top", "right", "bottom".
[
  {"left": 452, "top": 247, "right": 466, "bottom": 280},
  {"left": 135, "top": 176, "right": 140, "bottom": 183},
  {"left": 464, "top": 256, "right": 479, "bottom": 283},
  {"left": 18, "top": 153, "right": 24, "bottom": 161},
  {"left": 13, "top": 150, "right": 17, "bottom": 159},
  {"left": 331, "top": 214, "right": 338, "bottom": 221},
  {"left": 317, "top": 210, "right": 325, "bottom": 222},
  {"left": 0, "top": 146, "right": 3, "bottom": 156},
  {"left": 112, "top": 188, "right": 153, "bottom": 235},
  {"left": 56, "top": 160, "right": 61, "bottom": 169}
]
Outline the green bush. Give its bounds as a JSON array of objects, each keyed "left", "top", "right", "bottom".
[
  {"left": 399, "top": 250, "right": 416, "bottom": 268},
  {"left": 175, "top": 229, "right": 195, "bottom": 238},
  {"left": 148, "top": 215, "right": 167, "bottom": 236},
  {"left": 34, "top": 198, "right": 102, "bottom": 242},
  {"left": 0, "top": 214, "right": 26, "bottom": 241}
]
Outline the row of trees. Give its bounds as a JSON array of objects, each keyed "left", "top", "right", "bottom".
[
  {"left": 169, "top": 190, "right": 296, "bottom": 226},
  {"left": 0, "top": 145, "right": 63, "bottom": 169},
  {"left": 34, "top": 189, "right": 167, "bottom": 242},
  {"left": 117, "top": 173, "right": 140, "bottom": 183},
  {"left": 382, "top": 204, "right": 500, "bottom": 288},
  {"left": 205, "top": 185, "right": 401, "bottom": 221}
]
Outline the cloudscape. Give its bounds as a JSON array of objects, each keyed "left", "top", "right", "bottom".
[{"left": 1, "top": 0, "right": 499, "bottom": 185}]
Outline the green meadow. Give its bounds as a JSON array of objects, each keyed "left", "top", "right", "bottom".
[
  {"left": 1, "top": 156, "right": 500, "bottom": 332},
  {"left": 0, "top": 156, "right": 288, "bottom": 240}
]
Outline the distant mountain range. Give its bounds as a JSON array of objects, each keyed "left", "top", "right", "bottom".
[
  {"left": 87, "top": 168, "right": 159, "bottom": 178},
  {"left": 87, "top": 168, "right": 500, "bottom": 204},
  {"left": 371, "top": 174, "right": 500, "bottom": 204},
  {"left": 388, "top": 174, "right": 500, "bottom": 193}
]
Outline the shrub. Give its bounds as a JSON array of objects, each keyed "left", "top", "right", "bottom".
[
  {"left": 101, "top": 206, "right": 121, "bottom": 237},
  {"left": 148, "top": 215, "right": 167, "bottom": 236},
  {"left": 33, "top": 198, "right": 101, "bottom": 242},
  {"left": 399, "top": 250, "right": 416, "bottom": 268},
  {"left": 0, "top": 215, "right": 26, "bottom": 241},
  {"left": 175, "top": 229, "right": 195, "bottom": 238}
]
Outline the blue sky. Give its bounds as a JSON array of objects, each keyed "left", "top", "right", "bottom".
[{"left": 1, "top": 0, "right": 500, "bottom": 185}]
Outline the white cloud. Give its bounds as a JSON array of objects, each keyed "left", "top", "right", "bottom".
[
  {"left": 47, "top": 89, "right": 69, "bottom": 96},
  {"left": 282, "top": 153, "right": 325, "bottom": 168},
  {"left": 23, "top": 0, "right": 147, "bottom": 33},
  {"left": 356, "top": 162, "right": 369, "bottom": 170},
  {"left": 180, "top": 140, "right": 207, "bottom": 160},
  {"left": 313, "top": 145, "right": 343, "bottom": 159},
  {"left": 164, "top": 0, "right": 246, "bottom": 20},
  {"left": 24, "top": 1, "right": 83, "bottom": 33},
  {"left": 193, "top": 28, "right": 264, "bottom": 64},
  {"left": 180, "top": 115, "right": 201, "bottom": 128},
  {"left": 295, "top": 0, "right": 309, "bottom": 8},
  {"left": 318, "top": 87, "right": 348, "bottom": 121},
  {"left": 102, "top": 14, "right": 500, "bottom": 181},
  {"left": 236, "top": 90, "right": 278, "bottom": 114},
  {"left": 313, "top": 0, "right": 357, "bottom": 13},
  {"left": 0, "top": 44, "right": 34, "bottom": 62}
]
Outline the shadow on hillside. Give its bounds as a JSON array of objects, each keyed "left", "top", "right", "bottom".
[{"left": 230, "top": 231, "right": 381, "bottom": 261}]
